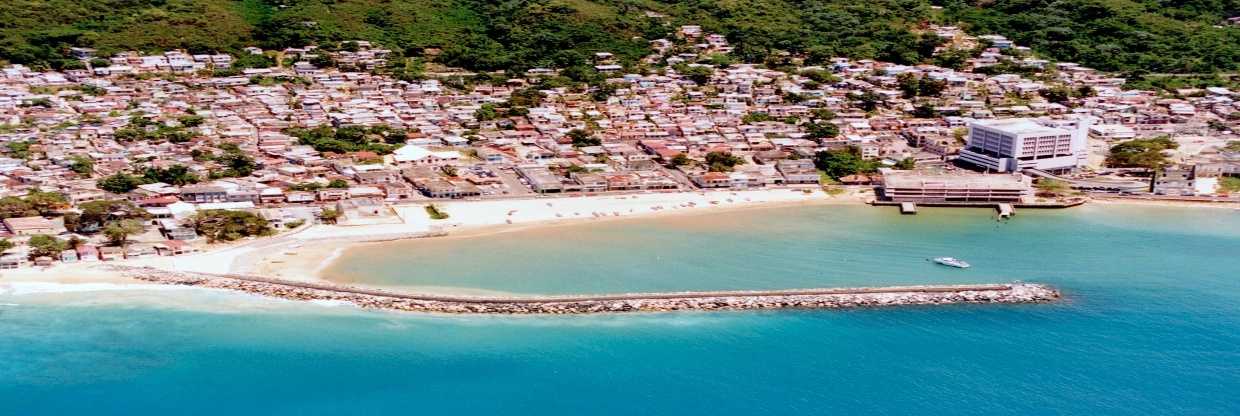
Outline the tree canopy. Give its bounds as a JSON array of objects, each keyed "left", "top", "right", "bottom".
[
  {"left": 27, "top": 235, "right": 67, "bottom": 260},
  {"left": 566, "top": 129, "right": 601, "bottom": 147},
  {"left": 705, "top": 151, "right": 744, "bottom": 172},
  {"left": 189, "top": 210, "right": 273, "bottom": 243},
  {"left": 942, "top": 0, "right": 1240, "bottom": 74},
  {"left": 65, "top": 199, "right": 149, "bottom": 234},
  {"left": 97, "top": 172, "right": 146, "bottom": 194},
  {"left": 0, "top": 190, "right": 68, "bottom": 219},
  {"left": 285, "top": 125, "right": 403, "bottom": 155},
  {"left": 103, "top": 219, "right": 145, "bottom": 247},
  {"left": 814, "top": 146, "right": 880, "bottom": 179},
  {"left": 1, "top": 0, "right": 1235, "bottom": 75},
  {"left": 1106, "top": 137, "right": 1179, "bottom": 169}
]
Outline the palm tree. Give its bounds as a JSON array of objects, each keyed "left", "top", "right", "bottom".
[
  {"left": 317, "top": 208, "right": 341, "bottom": 225},
  {"left": 103, "top": 219, "right": 144, "bottom": 247}
]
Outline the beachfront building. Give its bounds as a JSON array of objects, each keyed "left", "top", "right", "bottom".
[
  {"left": 775, "top": 159, "right": 821, "bottom": 185},
  {"left": 880, "top": 171, "right": 1033, "bottom": 203},
  {"left": 957, "top": 118, "right": 1088, "bottom": 173},
  {"left": 515, "top": 165, "right": 565, "bottom": 193},
  {"left": 1153, "top": 164, "right": 1220, "bottom": 196}
]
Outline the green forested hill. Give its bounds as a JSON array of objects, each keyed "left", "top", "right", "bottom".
[
  {"left": 941, "top": 0, "right": 1240, "bottom": 73},
  {"left": 1, "top": 0, "right": 1237, "bottom": 74}
]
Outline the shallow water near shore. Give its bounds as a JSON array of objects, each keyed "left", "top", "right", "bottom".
[
  {"left": 3, "top": 204, "right": 1240, "bottom": 414},
  {"left": 323, "top": 204, "right": 1240, "bottom": 294}
]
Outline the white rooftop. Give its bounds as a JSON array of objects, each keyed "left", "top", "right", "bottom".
[{"left": 973, "top": 118, "right": 1069, "bottom": 136}]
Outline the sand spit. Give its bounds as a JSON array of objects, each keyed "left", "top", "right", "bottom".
[{"left": 114, "top": 266, "right": 1061, "bottom": 315}]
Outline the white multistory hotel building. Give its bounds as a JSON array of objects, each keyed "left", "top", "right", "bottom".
[{"left": 958, "top": 118, "right": 1089, "bottom": 173}]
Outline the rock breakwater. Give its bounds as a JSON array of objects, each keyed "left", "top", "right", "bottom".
[{"left": 114, "top": 266, "right": 1061, "bottom": 314}]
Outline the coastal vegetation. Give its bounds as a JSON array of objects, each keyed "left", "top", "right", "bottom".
[
  {"left": 189, "top": 209, "right": 274, "bottom": 243},
  {"left": 1105, "top": 136, "right": 1179, "bottom": 169},
  {"left": 317, "top": 208, "right": 341, "bottom": 224},
  {"left": 97, "top": 172, "right": 147, "bottom": 194},
  {"left": 0, "top": 189, "right": 68, "bottom": 219},
  {"left": 1035, "top": 178, "right": 1072, "bottom": 197},
  {"left": 425, "top": 204, "right": 449, "bottom": 220},
  {"left": 26, "top": 234, "right": 67, "bottom": 260},
  {"left": 704, "top": 151, "right": 744, "bottom": 172},
  {"left": 892, "top": 157, "right": 916, "bottom": 170},
  {"left": 566, "top": 129, "right": 602, "bottom": 148},
  {"left": 1220, "top": 177, "right": 1240, "bottom": 194},
  {"left": 63, "top": 199, "right": 149, "bottom": 234},
  {"left": 1, "top": 0, "right": 1236, "bottom": 77},
  {"left": 814, "top": 146, "right": 880, "bottom": 180},
  {"left": 97, "top": 164, "right": 205, "bottom": 193},
  {"left": 102, "top": 219, "right": 145, "bottom": 247}
]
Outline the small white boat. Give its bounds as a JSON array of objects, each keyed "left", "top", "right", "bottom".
[{"left": 932, "top": 257, "right": 971, "bottom": 268}]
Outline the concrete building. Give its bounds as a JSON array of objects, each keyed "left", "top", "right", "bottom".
[
  {"left": 179, "top": 185, "right": 228, "bottom": 203},
  {"left": 417, "top": 178, "right": 481, "bottom": 199},
  {"left": 1088, "top": 124, "right": 1136, "bottom": 141},
  {"left": 958, "top": 118, "right": 1087, "bottom": 173},
  {"left": 392, "top": 145, "right": 462, "bottom": 166},
  {"left": 2, "top": 216, "right": 55, "bottom": 236},
  {"left": 775, "top": 159, "right": 821, "bottom": 184},
  {"left": 880, "top": 171, "right": 1033, "bottom": 203},
  {"left": 515, "top": 165, "right": 564, "bottom": 193},
  {"left": 1153, "top": 164, "right": 1221, "bottom": 196}
]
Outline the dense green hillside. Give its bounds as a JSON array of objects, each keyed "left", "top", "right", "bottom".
[
  {"left": 941, "top": 0, "right": 1240, "bottom": 74},
  {"left": 1, "top": 0, "right": 1237, "bottom": 74}
]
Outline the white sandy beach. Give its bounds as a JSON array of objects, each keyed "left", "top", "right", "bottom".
[
  {"left": 0, "top": 188, "right": 859, "bottom": 288},
  {"left": 248, "top": 188, "right": 856, "bottom": 282},
  {"left": 3, "top": 187, "right": 1235, "bottom": 292}
]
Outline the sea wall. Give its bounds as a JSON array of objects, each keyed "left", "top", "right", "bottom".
[{"left": 114, "top": 266, "right": 1061, "bottom": 314}]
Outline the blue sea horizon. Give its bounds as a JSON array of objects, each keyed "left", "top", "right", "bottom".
[{"left": 3, "top": 204, "right": 1238, "bottom": 415}]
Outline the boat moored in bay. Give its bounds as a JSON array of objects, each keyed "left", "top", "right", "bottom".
[{"left": 932, "top": 257, "right": 971, "bottom": 268}]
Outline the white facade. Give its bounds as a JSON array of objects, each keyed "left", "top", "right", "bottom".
[
  {"left": 1089, "top": 124, "right": 1136, "bottom": 140},
  {"left": 958, "top": 118, "right": 1088, "bottom": 173},
  {"left": 392, "top": 145, "right": 461, "bottom": 165}
]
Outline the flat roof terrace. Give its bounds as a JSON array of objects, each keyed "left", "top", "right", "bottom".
[
  {"left": 882, "top": 172, "right": 1031, "bottom": 191},
  {"left": 974, "top": 119, "right": 1070, "bottom": 137}
]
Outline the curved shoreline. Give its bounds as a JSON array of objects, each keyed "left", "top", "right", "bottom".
[{"left": 114, "top": 266, "right": 1061, "bottom": 314}]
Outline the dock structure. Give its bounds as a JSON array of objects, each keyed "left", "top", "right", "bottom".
[
  {"left": 900, "top": 202, "right": 917, "bottom": 215},
  {"left": 879, "top": 171, "right": 1033, "bottom": 204},
  {"left": 114, "top": 266, "right": 1062, "bottom": 315}
]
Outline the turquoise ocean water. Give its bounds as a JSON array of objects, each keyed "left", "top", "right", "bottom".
[{"left": 3, "top": 204, "right": 1239, "bottom": 414}]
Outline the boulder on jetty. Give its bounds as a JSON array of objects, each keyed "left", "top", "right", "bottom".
[{"left": 114, "top": 266, "right": 1061, "bottom": 315}]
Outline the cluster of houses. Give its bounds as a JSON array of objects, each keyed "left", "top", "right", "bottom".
[
  {"left": 0, "top": 24, "right": 1238, "bottom": 267},
  {"left": 0, "top": 214, "right": 195, "bottom": 269}
]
